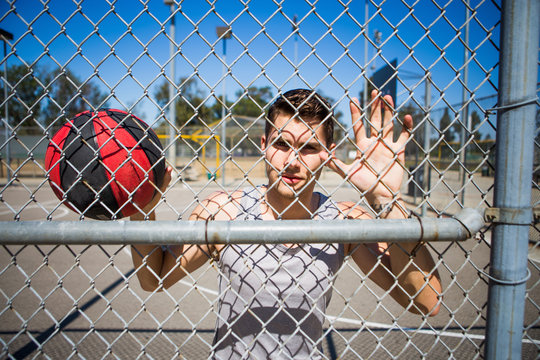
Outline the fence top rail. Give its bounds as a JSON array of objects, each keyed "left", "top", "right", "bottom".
[{"left": 0, "top": 208, "right": 484, "bottom": 245}]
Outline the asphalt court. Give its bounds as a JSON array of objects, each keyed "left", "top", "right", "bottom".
[{"left": 1, "top": 171, "right": 539, "bottom": 358}]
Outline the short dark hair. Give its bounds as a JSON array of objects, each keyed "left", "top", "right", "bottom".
[{"left": 266, "top": 89, "right": 334, "bottom": 145}]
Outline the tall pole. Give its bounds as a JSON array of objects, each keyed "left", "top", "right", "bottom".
[
  {"left": 0, "top": 29, "right": 13, "bottom": 183},
  {"left": 485, "top": 1, "right": 539, "bottom": 359},
  {"left": 422, "top": 73, "right": 431, "bottom": 216},
  {"left": 216, "top": 26, "right": 231, "bottom": 186},
  {"left": 459, "top": 1, "right": 470, "bottom": 206},
  {"left": 167, "top": 3, "right": 177, "bottom": 169},
  {"left": 222, "top": 39, "right": 227, "bottom": 186},
  {"left": 293, "top": 15, "right": 298, "bottom": 88},
  {"left": 362, "top": 0, "right": 369, "bottom": 110}
]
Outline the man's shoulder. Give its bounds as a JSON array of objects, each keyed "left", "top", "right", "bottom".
[{"left": 190, "top": 189, "right": 244, "bottom": 221}]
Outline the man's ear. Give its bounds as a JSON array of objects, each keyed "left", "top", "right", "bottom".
[
  {"left": 326, "top": 142, "right": 336, "bottom": 154},
  {"left": 261, "top": 135, "right": 267, "bottom": 152},
  {"left": 329, "top": 142, "right": 336, "bottom": 152}
]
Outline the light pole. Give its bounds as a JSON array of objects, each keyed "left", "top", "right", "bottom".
[
  {"left": 362, "top": 0, "right": 369, "bottom": 110},
  {"left": 423, "top": 73, "right": 432, "bottom": 216},
  {"left": 164, "top": 0, "right": 176, "bottom": 169},
  {"left": 216, "top": 26, "right": 231, "bottom": 186},
  {"left": 292, "top": 15, "right": 298, "bottom": 87},
  {"left": 372, "top": 29, "right": 382, "bottom": 72},
  {"left": 459, "top": 1, "right": 470, "bottom": 206},
  {"left": 0, "top": 28, "right": 13, "bottom": 182}
]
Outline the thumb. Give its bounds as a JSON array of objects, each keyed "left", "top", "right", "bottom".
[{"left": 320, "top": 151, "right": 347, "bottom": 178}]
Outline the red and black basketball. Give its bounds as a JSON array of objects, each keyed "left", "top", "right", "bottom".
[{"left": 45, "top": 109, "right": 166, "bottom": 220}]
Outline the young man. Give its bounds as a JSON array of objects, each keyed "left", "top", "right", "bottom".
[{"left": 131, "top": 89, "right": 442, "bottom": 359}]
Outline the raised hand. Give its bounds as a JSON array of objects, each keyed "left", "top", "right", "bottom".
[{"left": 324, "top": 90, "right": 412, "bottom": 204}]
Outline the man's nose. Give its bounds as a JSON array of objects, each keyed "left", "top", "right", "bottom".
[{"left": 284, "top": 148, "right": 301, "bottom": 169}]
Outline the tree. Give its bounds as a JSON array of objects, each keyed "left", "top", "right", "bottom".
[
  {"left": 0, "top": 64, "right": 44, "bottom": 130},
  {"left": 469, "top": 110, "right": 482, "bottom": 139},
  {"left": 232, "top": 86, "right": 273, "bottom": 117},
  {"left": 41, "top": 68, "right": 108, "bottom": 126},
  {"left": 155, "top": 76, "right": 214, "bottom": 129},
  {"left": 439, "top": 107, "right": 456, "bottom": 142}
]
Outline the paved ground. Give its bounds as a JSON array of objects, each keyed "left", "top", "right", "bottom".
[{"left": 0, "top": 169, "right": 539, "bottom": 359}]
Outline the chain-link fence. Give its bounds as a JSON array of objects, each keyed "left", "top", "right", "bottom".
[{"left": 0, "top": 0, "right": 538, "bottom": 359}]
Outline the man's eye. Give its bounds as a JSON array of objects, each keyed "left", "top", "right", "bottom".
[
  {"left": 302, "top": 144, "right": 319, "bottom": 153},
  {"left": 274, "top": 140, "right": 288, "bottom": 148}
]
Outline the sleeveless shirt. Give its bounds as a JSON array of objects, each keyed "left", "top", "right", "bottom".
[{"left": 211, "top": 186, "right": 344, "bottom": 360}]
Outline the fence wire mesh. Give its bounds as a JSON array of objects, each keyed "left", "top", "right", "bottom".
[{"left": 0, "top": 0, "right": 538, "bottom": 358}]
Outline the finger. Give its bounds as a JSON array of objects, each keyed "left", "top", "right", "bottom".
[
  {"left": 160, "top": 166, "right": 173, "bottom": 192},
  {"left": 370, "top": 90, "right": 382, "bottom": 134},
  {"left": 396, "top": 114, "right": 413, "bottom": 146},
  {"left": 381, "top": 94, "right": 395, "bottom": 140},
  {"left": 350, "top": 97, "right": 365, "bottom": 142},
  {"left": 320, "top": 151, "right": 347, "bottom": 178}
]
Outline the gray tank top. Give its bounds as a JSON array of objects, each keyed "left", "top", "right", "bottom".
[{"left": 212, "top": 186, "right": 344, "bottom": 360}]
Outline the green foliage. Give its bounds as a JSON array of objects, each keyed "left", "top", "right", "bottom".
[
  {"left": 0, "top": 64, "right": 44, "bottom": 129},
  {"left": 42, "top": 69, "right": 108, "bottom": 126},
  {"left": 439, "top": 107, "right": 455, "bottom": 142},
  {"left": 232, "top": 86, "right": 273, "bottom": 118},
  {"left": 469, "top": 110, "right": 482, "bottom": 139},
  {"left": 154, "top": 77, "right": 215, "bottom": 128}
]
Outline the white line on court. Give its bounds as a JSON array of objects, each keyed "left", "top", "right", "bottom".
[
  {"left": 122, "top": 248, "right": 219, "bottom": 297},
  {"left": 121, "top": 250, "right": 540, "bottom": 345},
  {"left": 0, "top": 199, "right": 69, "bottom": 218},
  {"left": 326, "top": 315, "right": 539, "bottom": 345}
]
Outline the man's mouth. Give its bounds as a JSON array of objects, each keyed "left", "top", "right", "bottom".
[{"left": 281, "top": 173, "right": 302, "bottom": 184}]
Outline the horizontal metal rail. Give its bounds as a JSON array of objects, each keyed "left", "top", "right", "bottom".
[{"left": 0, "top": 208, "right": 485, "bottom": 245}]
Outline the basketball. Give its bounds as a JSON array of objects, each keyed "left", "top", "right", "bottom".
[{"left": 45, "top": 109, "right": 166, "bottom": 220}]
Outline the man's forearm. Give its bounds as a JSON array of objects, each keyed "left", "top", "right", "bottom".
[
  {"left": 370, "top": 198, "right": 409, "bottom": 219},
  {"left": 130, "top": 210, "right": 163, "bottom": 291},
  {"left": 131, "top": 244, "right": 165, "bottom": 291},
  {"left": 371, "top": 198, "right": 442, "bottom": 315}
]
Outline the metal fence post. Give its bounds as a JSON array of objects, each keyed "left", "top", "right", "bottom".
[
  {"left": 485, "top": 0, "right": 539, "bottom": 359},
  {"left": 422, "top": 72, "right": 431, "bottom": 216},
  {"left": 166, "top": 1, "right": 177, "bottom": 169},
  {"left": 1, "top": 29, "right": 12, "bottom": 183},
  {"left": 459, "top": 0, "right": 470, "bottom": 206}
]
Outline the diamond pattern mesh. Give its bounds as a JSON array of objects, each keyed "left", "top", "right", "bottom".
[{"left": 0, "top": 0, "right": 538, "bottom": 358}]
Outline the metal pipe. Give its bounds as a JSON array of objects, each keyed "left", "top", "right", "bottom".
[
  {"left": 459, "top": 0, "right": 470, "bottom": 206},
  {"left": 216, "top": 26, "right": 231, "bottom": 186},
  {"left": 221, "top": 37, "right": 227, "bottom": 186},
  {"left": 167, "top": 3, "right": 177, "bottom": 169},
  {"left": 2, "top": 35, "right": 11, "bottom": 182},
  {"left": 362, "top": 0, "right": 369, "bottom": 111},
  {"left": 485, "top": 1, "right": 539, "bottom": 359},
  {"left": 0, "top": 208, "right": 484, "bottom": 245},
  {"left": 422, "top": 73, "right": 431, "bottom": 216}
]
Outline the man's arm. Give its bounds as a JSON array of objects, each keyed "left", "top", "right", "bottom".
[
  {"left": 130, "top": 167, "right": 211, "bottom": 292},
  {"left": 382, "top": 202, "right": 442, "bottom": 316},
  {"left": 357, "top": 201, "right": 441, "bottom": 316},
  {"left": 131, "top": 184, "right": 243, "bottom": 292},
  {"left": 328, "top": 91, "right": 442, "bottom": 316}
]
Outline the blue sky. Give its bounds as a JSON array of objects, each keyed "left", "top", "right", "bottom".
[{"left": 1, "top": 0, "right": 501, "bottom": 135}]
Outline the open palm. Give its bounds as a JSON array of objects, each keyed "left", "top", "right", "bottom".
[{"left": 325, "top": 90, "right": 412, "bottom": 203}]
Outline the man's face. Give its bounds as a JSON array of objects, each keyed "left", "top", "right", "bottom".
[{"left": 261, "top": 114, "right": 332, "bottom": 199}]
